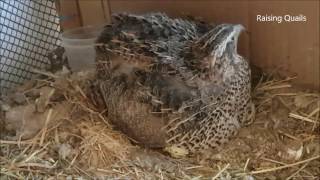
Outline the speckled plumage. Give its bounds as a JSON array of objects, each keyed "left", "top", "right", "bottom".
[
  {"left": 91, "top": 13, "right": 254, "bottom": 155},
  {"left": 95, "top": 12, "right": 213, "bottom": 79}
]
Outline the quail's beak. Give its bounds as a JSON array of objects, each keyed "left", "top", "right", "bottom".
[
  {"left": 234, "top": 24, "right": 245, "bottom": 31},
  {"left": 233, "top": 24, "right": 245, "bottom": 37}
]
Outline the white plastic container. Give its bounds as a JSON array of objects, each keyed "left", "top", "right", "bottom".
[{"left": 60, "top": 26, "right": 103, "bottom": 72}]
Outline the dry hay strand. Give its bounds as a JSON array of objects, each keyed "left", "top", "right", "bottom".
[
  {"left": 0, "top": 69, "right": 133, "bottom": 179},
  {"left": 247, "top": 75, "right": 320, "bottom": 179},
  {"left": 73, "top": 120, "right": 131, "bottom": 172}
]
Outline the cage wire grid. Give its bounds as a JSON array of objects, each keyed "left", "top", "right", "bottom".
[{"left": 0, "top": 0, "right": 61, "bottom": 95}]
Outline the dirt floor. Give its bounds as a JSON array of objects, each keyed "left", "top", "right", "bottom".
[{"left": 0, "top": 68, "right": 319, "bottom": 179}]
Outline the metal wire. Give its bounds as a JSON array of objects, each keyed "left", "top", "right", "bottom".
[{"left": 0, "top": 0, "right": 60, "bottom": 94}]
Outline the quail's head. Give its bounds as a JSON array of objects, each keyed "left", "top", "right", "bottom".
[{"left": 197, "top": 24, "right": 245, "bottom": 82}]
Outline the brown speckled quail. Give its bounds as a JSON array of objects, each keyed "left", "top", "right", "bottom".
[{"left": 91, "top": 13, "right": 255, "bottom": 155}]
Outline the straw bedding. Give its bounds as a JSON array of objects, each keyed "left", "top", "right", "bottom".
[{"left": 0, "top": 67, "right": 319, "bottom": 179}]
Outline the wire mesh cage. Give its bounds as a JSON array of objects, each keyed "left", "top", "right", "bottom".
[{"left": 0, "top": 0, "right": 61, "bottom": 95}]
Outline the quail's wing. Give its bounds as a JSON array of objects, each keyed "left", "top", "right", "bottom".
[{"left": 96, "top": 13, "right": 215, "bottom": 75}]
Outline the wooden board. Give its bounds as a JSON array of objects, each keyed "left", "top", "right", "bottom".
[
  {"left": 78, "top": 0, "right": 109, "bottom": 26},
  {"left": 55, "top": 0, "right": 82, "bottom": 30},
  {"left": 102, "top": 0, "right": 112, "bottom": 23},
  {"left": 249, "top": 0, "right": 319, "bottom": 90}
]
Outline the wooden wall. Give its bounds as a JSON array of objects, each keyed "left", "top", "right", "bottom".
[
  {"left": 56, "top": 0, "right": 319, "bottom": 90},
  {"left": 248, "top": 1, "right": 319, "bottom": 90}
]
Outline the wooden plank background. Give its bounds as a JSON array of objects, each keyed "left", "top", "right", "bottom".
[
  {"left": 248, "top": 0, "right": 319, "bottom": 90},
  {"left": 56, "top": 0, "right": 319, "bottom": 90}
]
